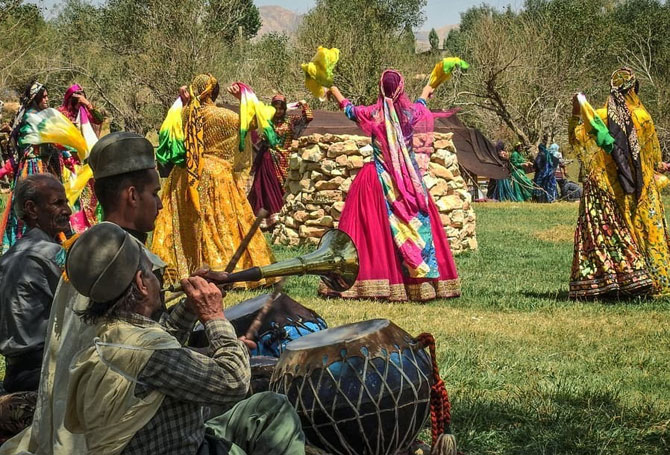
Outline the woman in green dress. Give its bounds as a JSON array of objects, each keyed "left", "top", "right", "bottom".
[{"left": 508, "top": 143, "right": 534, "bottom": 201}]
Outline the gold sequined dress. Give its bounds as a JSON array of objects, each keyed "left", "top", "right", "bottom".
[{"left": 152, "top": 88, "right": 276, "bottom": 289}]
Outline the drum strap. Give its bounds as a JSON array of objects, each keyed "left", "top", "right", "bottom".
[{"left": 416, "top": 333, "right": 457, "bottom": 455}]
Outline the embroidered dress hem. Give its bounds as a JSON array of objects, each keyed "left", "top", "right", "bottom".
[
  {"left": 319, "top": 162, "right": 460, "bottom": 302},
  {"left": 320, "top": 278, "right": 460, "bottom": 301},
  {"left": 569, "top": 270, "right": 652, "bottom": 298}
]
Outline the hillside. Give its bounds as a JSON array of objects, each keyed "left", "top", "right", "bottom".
[
  {"left": 257, "top": 4, "right": 457, "bottom": 52},
  {"left": 257, "top": 5, "right": 302, "bottom": 37},
  {"left": 415, "top": 24, "right": 459, "bottom": 52}
]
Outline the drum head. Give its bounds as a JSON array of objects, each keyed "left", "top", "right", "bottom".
[
  {"left": 285, "top": 319, "right": 389, "bottom": 351},
  {"left": 225, "top": 294, "right": 268, "bottom": 321}
]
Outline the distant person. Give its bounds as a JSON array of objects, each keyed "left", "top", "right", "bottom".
[
  {"left": 533, "top": 139, "right": 560, "bottom": 203},
  {"left": 247, "top": 94, "right": 312, "bottom": 227}
]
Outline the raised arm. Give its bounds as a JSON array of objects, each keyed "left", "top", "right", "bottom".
[
  {"left": 328, "top": 86, "right": 346, "bottom": 106},
  {"left": 418, "top": 84, "right": 435, "bottom": 103},
  {"left": 136, "top": 277, "right": 250, "bottom": 406}
]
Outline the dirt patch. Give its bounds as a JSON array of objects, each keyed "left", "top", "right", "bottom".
[{"left": 533, "top": 224, "right": 574, "bottom": 243}]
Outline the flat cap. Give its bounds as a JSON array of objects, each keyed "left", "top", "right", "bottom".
[
  {"left": 89, "top": 132, "right": 156, "bottom": 179},
  {"left": 66, "top": 222, "right": 141, "bottom": 302}
]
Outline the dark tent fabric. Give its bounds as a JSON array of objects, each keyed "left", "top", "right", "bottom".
[
  {"left": 216, "top": 103, "right": 508, "bottom": 179},
  {"left": 434, "top": 114, "right": 509, "bottom": 179}
]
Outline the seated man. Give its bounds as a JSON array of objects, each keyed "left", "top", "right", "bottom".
[
  {"left": 0, "top": 174, "right": 71, "bottom": 392},
  {"left": 64, "top": 222, "right": 305, "bottom": 455}
]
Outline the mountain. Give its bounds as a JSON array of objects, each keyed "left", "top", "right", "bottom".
[
  {"left": 257, "top": 5, "right": 302, "bottom": 37},
  {"left": 256, "top": 4, "right": 458, "bottom": 53},
  {"left": 415, "top": 24, "right": 459, "bottom": 52}
]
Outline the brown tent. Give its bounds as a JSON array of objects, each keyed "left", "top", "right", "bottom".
[{"left": 216, "top": 104, "right": 508, "bottom": 180}]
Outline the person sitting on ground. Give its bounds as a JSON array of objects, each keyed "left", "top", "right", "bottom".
[
  {"left": 64, "top": 222, "right": 305, "bottom": 454},
  {"left": 0, "top": 132, "right": 169, "bottom": 453},
  {"left": 0, "top": 174, "right": 71, "bottom": 392}
]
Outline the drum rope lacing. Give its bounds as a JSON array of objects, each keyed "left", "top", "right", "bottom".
[
  {"left": 277, "top": 342, "right": 431, "bottom": 454},
  {"left": 416, "top": 333, "right": 453, "bottom": 448}
]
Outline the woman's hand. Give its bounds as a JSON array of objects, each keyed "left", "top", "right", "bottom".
[
  {"left": 178, "top": 86, "right": 191, "bottom": 105},
  {"left": 73, "top": 94, "right": 93, "bottom": 110},
  {"left": 227, "top": 83, "right": 242, "bottom": 100},
  {"left": 420, "top": 84, "right": 435, "bottom": 100},
  {"left": 327, "top": 86, "right": 345, "bottom": 105},
  {"left": 572, "top": 93, "right": 581, "bottom": 116}
]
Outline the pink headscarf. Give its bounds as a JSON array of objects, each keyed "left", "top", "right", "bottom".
[
  {"left": 353, "top": 70, "right": 434, "bottom": 221},
  {"left": 58, "top": 84, "right": 90, "bottom": 123}
]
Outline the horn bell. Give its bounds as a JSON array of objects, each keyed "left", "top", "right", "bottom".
[{"left": 257, "top": 229, "right": 359, "bottom": 292}]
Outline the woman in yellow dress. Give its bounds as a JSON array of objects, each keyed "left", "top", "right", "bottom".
[
  {"left": 570, "top": 67, "right": 670, "bottom": 297},
  {"left": 151, "top": 74, "right": 276, "bottom": 288}
]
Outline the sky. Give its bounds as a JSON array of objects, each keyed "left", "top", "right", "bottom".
[
  {"left": 252, "top": 0, "right": 521, "bottom": 29},
  {"left": 36, "top": 0, "right": 521, "bottom": 29}
]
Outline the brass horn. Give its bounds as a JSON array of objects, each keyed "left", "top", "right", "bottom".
[{"left": 166, "top": 229, "right": 359, "bottom": 293}]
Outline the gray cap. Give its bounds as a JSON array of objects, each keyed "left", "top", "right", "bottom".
[
  {"left": 89, "top": 132, "right": 156, "bottom": 179},
  {"left": 66, "top": 222, "right": 141, "bottom": 302}
]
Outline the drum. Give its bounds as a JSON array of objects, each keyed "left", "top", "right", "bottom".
[
  {"left": 249, "top": 356, "right": 278, "bottom": 393},
  {"left": 188, "top": 293, "right": 328, "bottom": 358},
  {"left": 270, "top": 319, "right": 433, "bottom": 455}
]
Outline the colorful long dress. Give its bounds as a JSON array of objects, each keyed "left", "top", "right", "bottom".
[
  {"left": 609, "top": 91, "right": 670, "bottom": 295},
  {"left": 0, "top": 108, "right": 74, "bottom": 254},
  {"left": 151, "top": 76, "right": 277, "bottom": 289},
  {"left": 568, "top": 113, "right": 653, "bottom": 298},
  {"left": 57, "top": 84, "right": 103, "bottom": 232},
  {"left": 508, "top": 150, "right": 533, "bottom": 201},
  {"left": 533, "top": 144, "right": 559, "bottom": 203},
  {"left": 247, "top": 103, "right": 313, "bottom": 222},
  {"left": 320, "top": 72, "right": 460, "bottom": 302}
]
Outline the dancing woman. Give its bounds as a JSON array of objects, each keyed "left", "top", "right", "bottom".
[
  {"left": 0, "top": 82, "right": 76, "bottom": 252},
  {"left": 568, "top": 73, "right": 660, "bottom": 298},
  {"left": 151, "top": 74, "right": 277, "bottom": 288},
  {"left": 57, "top": 84, "right": 104, "bottom": 231},
  {"left": 247, "top": 95, "right": 312, "bottom": 226},
  {"left": 323, "top": 70, "right": 460, "bottom": 301}
]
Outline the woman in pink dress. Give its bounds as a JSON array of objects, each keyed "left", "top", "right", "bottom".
[{"left": 322, "top": 70, "right": 460, "bottom": 301}]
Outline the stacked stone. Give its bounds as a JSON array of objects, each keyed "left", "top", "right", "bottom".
[{"left": 271, "top": 132, "right": 477, "bottom": 253}]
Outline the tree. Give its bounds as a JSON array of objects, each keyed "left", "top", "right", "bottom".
[
  {"left": 429, "top": 27, "right": 439, "bottom": 52},
  {"left": 48, "top": 0, "right": 262, "bottom": 132},
  {"left": 297, "top": 0, "right": 428, "bottom": 104}
]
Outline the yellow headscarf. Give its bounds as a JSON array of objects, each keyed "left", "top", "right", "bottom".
[{"left": 184, "top": 73, "right": 217, "bottom": 213}]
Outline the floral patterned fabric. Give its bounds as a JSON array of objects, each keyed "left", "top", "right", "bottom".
[
  {"left": 568, "top": 94, "right": 670, "bottom": 297},
  {"left": 569, "top": 178, "right": 652, "bottom": 298}
]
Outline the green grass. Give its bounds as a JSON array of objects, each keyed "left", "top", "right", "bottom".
[
  {"left": 232, "top": 201, "right": 670, "bottom": 454},
  {"left": 2, "top": 197, "right": 669, "bottom": 453}
]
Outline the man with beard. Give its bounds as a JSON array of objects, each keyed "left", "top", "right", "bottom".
[{"left": 0, "top": 174, "right": 71, "bottom": 392}]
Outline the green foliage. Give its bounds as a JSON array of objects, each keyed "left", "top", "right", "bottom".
[
  {"left": 440, "top": 0, "right": 670, "bottom": 153},
  {"left": 297, "top": 0, "right": 429, "bottom": 105},
  {"left": 428, "top": 27, "right": 439, "bottom": 51}
]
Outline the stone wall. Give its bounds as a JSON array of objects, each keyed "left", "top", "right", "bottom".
[{"left": 270, "top": 132, "right": 477, "bottom": 254}]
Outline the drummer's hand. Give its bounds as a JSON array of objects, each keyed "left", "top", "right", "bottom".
[
  {"left": 181, "top": 276, "right": 225, "bottom": 323},
  {"left": 238, "top": 335, "right": 257, "bottom": 351}
]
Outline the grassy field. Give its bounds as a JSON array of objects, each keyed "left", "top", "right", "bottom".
[{"left": 1, "top": 199, "right": 669, "bottom": 453}]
